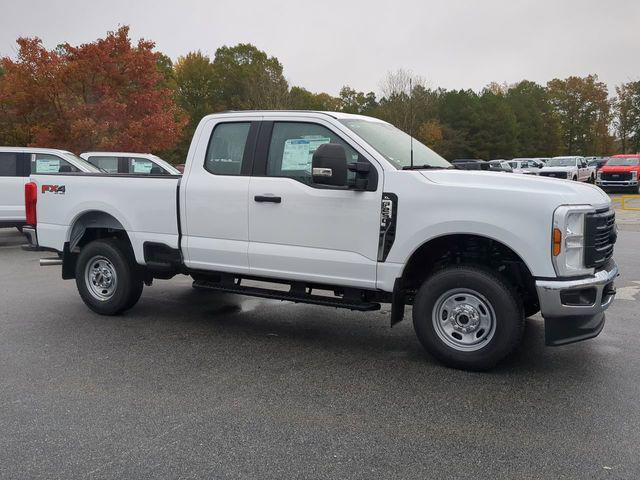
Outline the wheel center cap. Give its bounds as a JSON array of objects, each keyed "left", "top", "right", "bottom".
[{"left": 451, "top": 305, "right": 480, "bottom": 332}]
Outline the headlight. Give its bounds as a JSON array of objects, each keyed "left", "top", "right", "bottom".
[
  {"left": 596, "top": 171, "right": 601, "bottom": 180},
  {"left": 632, "top": 171, "right": 638, "bottom": 180},
  {"left": 552, "top": 205, "right": 595, "bottom": 277}
]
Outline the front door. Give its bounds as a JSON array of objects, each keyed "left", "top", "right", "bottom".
[{"left": 248, "top": 119, "right": 382, "bottom": 289}]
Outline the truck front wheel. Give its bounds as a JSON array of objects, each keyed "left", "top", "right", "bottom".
[
  {"left": 75, "top": 238, "right": 143, "bottom": 315},
  {"left": 412, "top": 265, "right": 524, "bottom": 370}
]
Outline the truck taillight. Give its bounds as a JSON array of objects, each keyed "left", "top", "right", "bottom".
[{"left": 25, "top": 181, "right": 37, "bottom": 226}]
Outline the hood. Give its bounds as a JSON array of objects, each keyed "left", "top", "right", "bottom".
[
  {"left": 540, "top": 166, "right": 575, "bottom": 172},
  {"left": 600, "top": 165, "right": 639, "bottom": 173},
  {"left": 420, "top": 169, "right": 609, "bottom": 208}
]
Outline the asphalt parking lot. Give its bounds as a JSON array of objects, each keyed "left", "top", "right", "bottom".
[{"left": 1, "top": 223, "right": 639, "bottom": 479}]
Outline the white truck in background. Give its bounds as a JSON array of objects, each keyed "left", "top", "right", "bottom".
[
  {"left": 23, "top": 111, "right": 618, "bottom": 370},
  {"left": 539, "top": 156, "right": 596, "bottom": 182},
  {"left": 0, "top": 147, "right": 99, "bottom": 230},
  {"left": 80, "top": 152, "right": 181, "bottom": 175}
]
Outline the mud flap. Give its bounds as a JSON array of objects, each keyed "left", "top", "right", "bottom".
[
  {"left": 544, "top": 312, "right": 606, "bottom": 346},
  {"left": 390, "top": 278, "right": 405, "bottom": 327}
]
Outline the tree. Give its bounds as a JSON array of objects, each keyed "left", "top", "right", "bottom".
[
  {"left": 546, "top": 75, "right": 612, "bottom": 155},
  {"left": 287, "top": 86, "right": 340, "bottom": 110},
  {"left": 505, "top": 80, "right": 560, "bottom": 157},
  {"left": 338, "top": 86, "right": 377, "bottom": 114},
  {"left": 0, "top": 26, "right": 186, "bottom": 153},
  {"left": 614, "top": 81, "right": 640, "bottom": 153},
  {"left": 212, "top": 43, "right": 289, "bottom": 110}
]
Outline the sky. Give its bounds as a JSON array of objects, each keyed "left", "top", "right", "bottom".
[{"left": 1, "top": 0, "right": 638, "bottom": 96}]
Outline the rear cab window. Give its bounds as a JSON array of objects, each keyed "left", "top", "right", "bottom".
[
  {"left": 0, "top": 152, "right": 19, "bottom": 176},
  {"left": 204, "top": 122, "right": 252, "bottom": 175}
]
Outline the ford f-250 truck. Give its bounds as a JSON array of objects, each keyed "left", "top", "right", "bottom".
[
  {"left": 23, "top": 111, "right": 619, "bottom": 370},
  {"left": 596, "top": 154, "right": 640, "bottom": 192}
]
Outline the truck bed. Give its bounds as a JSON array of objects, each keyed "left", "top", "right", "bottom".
[{"left": 31, "top": 173, "right": 181, "bottom": 264}]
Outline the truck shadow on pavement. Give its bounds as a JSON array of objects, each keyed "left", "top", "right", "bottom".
[{"left": 126, "top": 285, "right": 604, "bottom": 377}]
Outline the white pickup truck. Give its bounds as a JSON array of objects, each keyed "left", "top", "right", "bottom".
[
  {"left": 539, "top": 156, "right": 596, "bottom": 183},
  {"left": 0, "top": 147, "right": 99, "bottom": 230},
  {"left": 23, "top": 111, "right": 619, "bottom": 370}
]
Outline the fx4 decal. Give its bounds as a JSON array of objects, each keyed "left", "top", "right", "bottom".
[{"left": 42, "top": 185, "right": 66, "bottom": 195}]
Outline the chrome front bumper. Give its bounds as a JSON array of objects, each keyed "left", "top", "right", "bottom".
[
  {"left": 596, "top": 180, "right": 638, "bottom": 187},
  {"left": 535, "top": 260, "right": 618, "bottom": 346}
]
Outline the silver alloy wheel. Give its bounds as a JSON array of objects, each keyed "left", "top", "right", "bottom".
[
  {"left": 432, "top": 288, "right": 496, "bottom": 352},
  {"left": 84, "top": 255, "right": 118, "bottom": 301}
]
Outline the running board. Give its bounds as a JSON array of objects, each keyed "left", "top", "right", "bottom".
[{"left": 192, "top": 278, "right": 381, "bottom": 312}]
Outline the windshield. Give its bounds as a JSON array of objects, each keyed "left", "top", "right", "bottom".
[
  {"left": 339, "top": 119, "right": 451, "bottom": 169},
  {"left": 547, "top": 158, "right": 577, "bottom": 167},
  {"left": 61, "top": 152, "right": 101, "bottom": 172},
  {"left": 607, "top": 157, "right": 640, "bottom": 166}
]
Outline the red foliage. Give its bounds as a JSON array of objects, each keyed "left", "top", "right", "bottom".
[{"left": 0, "top": 26, "right": 186, "bottom": 153}]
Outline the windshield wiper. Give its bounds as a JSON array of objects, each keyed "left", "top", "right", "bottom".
[{"left": 402, "top": 164, "right": 453, "bottom": 170}]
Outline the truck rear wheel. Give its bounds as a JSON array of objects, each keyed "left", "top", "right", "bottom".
[
  {"left": 412, "top": 265, "right": 524, "bottom": 371},
  {"left": 75, "top": 238, "right": 143, "bottom": 315}
]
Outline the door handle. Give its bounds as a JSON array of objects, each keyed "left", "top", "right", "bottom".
[{"left": 254, "top": 195, "right": 281, "bottom": 203}]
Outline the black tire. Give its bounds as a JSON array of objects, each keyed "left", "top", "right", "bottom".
[
  {"left": 412, "top": 265, "right": 525, "bottom": 371},
  {"left": 524, "top": 301, "right": 540, "bottom": 318},
  {"left": 75, "top": 238, "right": 143, "bottom": 315},
  {"left": 572, "top": 176, "right": 578, "bottom": 181}
]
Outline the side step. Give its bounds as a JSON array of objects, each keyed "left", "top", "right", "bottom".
[{"left": 192, "top": 278, "right": 381, "bottom": 312}]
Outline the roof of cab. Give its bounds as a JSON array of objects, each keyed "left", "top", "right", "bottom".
[
  {"left": 202, "top": 110, "right": 386, "bottom": 123},
  {"left": 0, "top": 146, "right": 76, "bottom": 155}
]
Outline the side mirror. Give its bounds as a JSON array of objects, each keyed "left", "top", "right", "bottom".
[{"left": 312, "top": 143, "right": 347, "bottom": 187}]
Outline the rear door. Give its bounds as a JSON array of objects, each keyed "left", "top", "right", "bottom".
[
  {"left": 181, "top": 117, "right": 260, "bottom": 274},
  {"left": 0, "top": 152, "right": 30, "bottom": 224},
  {"left": 247, "top": 118, "right": 382, "bottom": 288}
]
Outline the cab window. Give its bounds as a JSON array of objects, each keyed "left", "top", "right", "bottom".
[
  {"left": 204, "top": 122, "right": 251, "bottom": 175},
  {"left": 87, "top": 156, "right": 119, "bottom": 173},
  {"left": 32, "top": 153, "right": 79, "bottom": 173},
  {"left": 266, "top": 122, "right": 362, "bottom": 185},
  {"left": 128, "top": 157, "right": 158, "bottom": 174},
  {"left": 0, "top": 152, "right": 18, "bottom": 176}
]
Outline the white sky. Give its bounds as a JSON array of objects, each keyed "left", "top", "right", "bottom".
[{"left": 1, "top": 0, "right": 638, "bottom": 96}]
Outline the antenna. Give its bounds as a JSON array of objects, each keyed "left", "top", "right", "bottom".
[{"left": 409, "top": 77, "right": 414, "bottom": 168}]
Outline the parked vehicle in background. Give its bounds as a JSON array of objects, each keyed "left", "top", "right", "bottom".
[
  {"left": 596, "top": 154, "right": 640, "bottom": 192},
  {"left": 588, "top": 157, "right": 609, "bottom": 171},
  {"left": 488, "top": 160, "right": 512, "bottom": 172},
  {"left": 24, "top": 111, "right": 618, "bottom": 371},
  {"left": 80, "top": 152, "right": 181, "bottom": 175},
  {"left": 0, "top": 147, "right": 99, "bottom": 230},
  {"left": 451, "top": 159, "right": 488, "bottom": 170},
  {"left": 533, "top": 158, "right": 550, "bottom": 165},
  {"left": 507, "top": 159, "right": 541, "bottom": 175},
  {"left": 539, "top": 156, "right": 595, "bottom": 182}
]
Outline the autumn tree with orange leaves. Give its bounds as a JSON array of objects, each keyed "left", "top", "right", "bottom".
[{"left": 0, "top": 26, "right": 186, "bottom": 153}]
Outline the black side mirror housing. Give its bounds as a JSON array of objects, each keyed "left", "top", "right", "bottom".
[{"left": 312, "top": 143, "right": 348, "bottom": 187}]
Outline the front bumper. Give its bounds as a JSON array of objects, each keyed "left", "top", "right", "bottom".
[
  {"left": 596, "top": 180, "right": 638, "bottom": 187},
  {"left": 535, "top": 260, "right": 618, "bottom": 346}
]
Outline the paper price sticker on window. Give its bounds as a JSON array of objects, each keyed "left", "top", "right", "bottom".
[
  {"left": 282, "top": 136, "right": 330, "bottom": 171},
  {"left": 132, "top": 159, "right": 153, "bottom": 173},
  {"left": 36, "top": 158, "right": 61, "bottom": 173}
]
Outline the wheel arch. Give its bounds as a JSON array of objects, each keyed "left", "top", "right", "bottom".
[{"left": 400, "top": 233, "right": 538, "bottom": 310}]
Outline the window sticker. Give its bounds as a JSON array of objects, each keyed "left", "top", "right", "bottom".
[
  {"left": 281, "top": 136, "right": 331, "bottom": 171},
  {"left": 36, "top": 158, "right": 61, "bottom": 173},
  {"left": 132, "top": 159, "right": 153, "bottom": 173}
]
